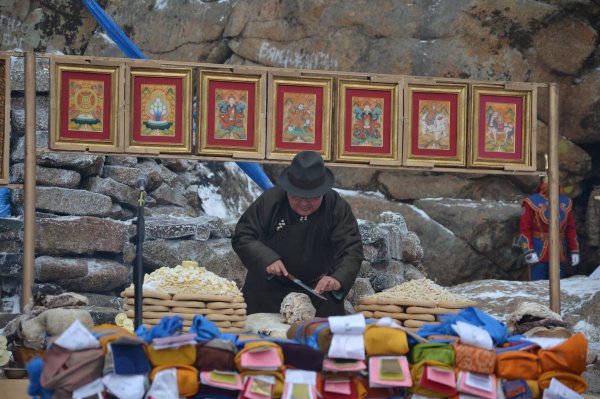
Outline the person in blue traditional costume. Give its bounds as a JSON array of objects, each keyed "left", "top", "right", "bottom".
[{"left": 517, "top": 176, "right": 580, "bottom": 280}]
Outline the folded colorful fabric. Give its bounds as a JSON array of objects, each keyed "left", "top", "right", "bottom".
[
  {"left": 90, "top": 324, "right": 144, "bottom": 353},
  {"left": 147, "top": 343, "right": 197, "bottom": 367},
  {"left": 288, "top": 318, "right": 333, "bottom": 352},
  {"left": 279, "top": 341, "right": 324, "bottom": 371},
  {"left": 526, "top": 379, "right": 540, "bottom": 398},
  {"left": 41, "top": 344, "right": 104, "bottom": 399},
  {"left": 195, "top": 339, "right": 237, "bottom": 371},
  {"left": 410, "top": 360, "right": 456, "bottom": 398},
  {"left": 409, "top": 343, "right": 455, "bottom": 367},
  {"left": 240, "top": 369, "right": 285, "bottom": 398},
  {"left": 495, "top": 350, "right": 541, "bottom": 380},
  {"left": 151, "top": 364, "right": 200, "bottom": 397},
  {"left": 234, "top": 341, "right": 284, "bottom": 372},
  {"left": 452, "top": 342, "right": 496, "bottom": 374},
  {"left": 501, "top": 379, "right": 532, "bottom": 399},
  {"left": 538, "top": 371, "right": 588, "bottom": 394},
  {"left": 537, "top": 333, "right": 587, "bottom": 374},
  {"left": 364, "top": 325, "right": 409, "bottom": 356},
  {"left": 319, "top": 375, "right": 368, "bottom": 399}
]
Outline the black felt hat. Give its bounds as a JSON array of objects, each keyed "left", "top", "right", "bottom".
[{"left": 278, "top": 151, "right": 334, "bottom": 197}]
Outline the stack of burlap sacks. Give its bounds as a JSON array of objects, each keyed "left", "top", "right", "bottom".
[
  {"left": 121, "top": 261, "right": 247, "bottom": 334},
  {"left": 355, "top": 279, "right": 477, "bottom": 332}
]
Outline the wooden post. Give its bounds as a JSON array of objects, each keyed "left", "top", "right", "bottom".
[
  {"left": 21, "top": 53, "right": 37, "bottom": 309},
  {"left": 548, "top": 83, "right": 560, "bottom": 313}
]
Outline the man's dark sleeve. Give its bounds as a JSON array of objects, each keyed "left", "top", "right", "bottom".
[
  {"left": 231, "top": 192, "right": 281, "bottom": 279},
  {"left": 328, "top": 196, "right": 363, "bottom": 297}
]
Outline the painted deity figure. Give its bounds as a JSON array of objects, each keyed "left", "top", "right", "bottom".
[
  {"left": 352, "top": 102, "right": 381, "bottom": 144},
  {"left": 285, "top": 102, "right": 314, "bottom": 142},
  {"left": 218, "top": 95, "right": 246, "bottom": 137}
]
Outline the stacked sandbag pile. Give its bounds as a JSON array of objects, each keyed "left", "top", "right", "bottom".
[
  {"left": 121, "top": 261, "right": 247, "bottom": 333},
  {"left": 355, "top": 279, "right": 477, "bottom": 332}
]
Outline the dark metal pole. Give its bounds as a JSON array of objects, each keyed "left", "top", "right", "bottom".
[{"left": 133, "top": 183, "right": 146, "bottom": 329}]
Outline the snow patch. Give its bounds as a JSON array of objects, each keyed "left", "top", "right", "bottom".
[
  {"left": 154, "top": 0, "right": 169, "bottom": 10},
  {"left": 408, "top": 204, "right": 455, "bottom": 236},
  {"left": 336, "top": 188, "right": 385, "bottom": 199},
  {"left": 197, "top": 185, "right": 229, "bottom": 219}
]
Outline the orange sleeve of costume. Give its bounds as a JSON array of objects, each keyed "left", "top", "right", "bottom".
[
  {"left": 518, "top": 202, "right": 535, "bottom": 253},
  {"left": 565, "top": 207, "right": 579, "bottom": 254}
]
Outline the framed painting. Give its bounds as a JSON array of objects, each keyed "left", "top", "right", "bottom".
[
  {"left": 267, "top": 74, "right": 333, "bottom": 161},
  {"left": 0, "top": 54, "right": 10, "bottom": 184},
  {"left": 198, "top": 70, "right": 265, "bottom": 159},
  {"left": 335, "top": 79, "right": 399, "bottom": 164},
  {"left": 469, "top": 85, "right": 535, "bottom": 170},
  {"left": 125, "top": 66, "right": 193, "bottom": 154},
  {"left": 403, "top": 81, "right": 467, "bottom": 167},
  {"left": 50, "top": 57, "right": 123, "bottom": 152}
]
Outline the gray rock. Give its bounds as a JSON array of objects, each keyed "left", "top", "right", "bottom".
[
  {"left": 10, "top": 95, "right": 49, "bottom": 133},
  {"left": 87, "top": 306, "right": 121, "bottom": 326},
  {"left": 36, "top": 216, "right": 135, "bottom": 256},
  {"left": 103, "top": 165, "right": 155, "bottom": 190},
  {"left": 0, "top": 240, "right": 20, "bottom": 252},
  {"left": 586, "top": 187, "right": 600, "bottom": 249},
  {"left": 136, "top": 160, "right": 166, "bottom": 191},
  {"left": 145, "top": 217, "right": 201, "bottom": 241},
  {"left": 151, "top": 183, "right": 188, "bottom": 207},
  {"left": 0, "top": 217, "right": 22, "bottom": 240},
  {"left": 36, "top": 152, "right": 105, "bottom": 177},
  {"left": 109, "top": 203, "right": 135, "bottom": 221},
  {"left": 35, "top": 255, "right": 88, "bottom": 281},
  {"left": 346, "top": 277, "right": 375, "bottom": 306},
  {"left": 41, "top": 292, "right": 88, "bottom": 309},
  {"left": 414, "top": 198, "right": 522, "bottom": 274},
  {"left": 11, "top": 163, "right": 81, "bottom": 188},
  {"left": 145, "top": 205, "right": 197, "bottom": 218},
  {"left": 10, "top": 56, "right": 50, "bottom": 92},
  {"left": 370, "top": 272, "right": 405, "bottom": 293},
  {"left": 158, "top": 164, "right": 179, "bottom": 187},
  {"left": 357, "top": 260, "right": 375, "bottom": 279},
  {"left": 0, "top": 252, "right": 23, "bottom": 277},
  {"left": 84, "top": 176, "right": 139, "bottom": 208},
  {"left": 55, "top": 258, "right": 129, "bottom": 292},
  {"left": 105, "top": 156, "right": 138, "bottom": 167},
  {"left": 10, "top": 131, "right": 49, "bottom": 163},
  {"left": 344, "top": 192, "right": 508, "bottom": 285},
  {"left": 162, "top": 158, "right": 196, "bottom": 172},
  {"left": 35, "top": 187, "right": 113, "bottom": 217},
  {"left": 81, "top": 293, "right": 123, "bottom": 309}
]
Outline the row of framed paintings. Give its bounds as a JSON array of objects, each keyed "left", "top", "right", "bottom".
[{"left": 49, "top": 56, "right": 536, "bottom": 171}]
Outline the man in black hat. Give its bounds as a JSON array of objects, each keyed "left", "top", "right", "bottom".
[{"left": 232, "top": 151, "right": 363, "bottom": 316}]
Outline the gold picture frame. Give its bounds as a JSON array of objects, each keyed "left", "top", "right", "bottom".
[
  {"left": 403, "top": 80, "right": 467, "bottom": 167},
  {"left": 469, "top": 84, "right": 536, "bottom": 171},
  {"left": 335, "top": 79, "right": 400, "bottom": 164},
  {"left": 267, "top": 74, "right": 333, "bottom": 161},
  {"left": 125, "top": 64, "right": 193, "bottom": 154},
  {"left": 197, "top": 69, "right": 266, "bottom": 159},
  {"left": 0, "top": 54, "right": 10, "bottom": 184},
  {"left": 49, "top": 56, "right": 123, "bottom": 152}
]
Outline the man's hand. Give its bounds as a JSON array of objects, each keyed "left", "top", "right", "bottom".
[
  {"left": 525, "top": 252, "right": 539, "bottom": 264},
  {"left": 571, "top": 253, "right": 580, "bottom": 266},
  {"left": 314, "top": 276, "right": 341, "bottom": 294},
  {"left": 265, "top": 260, "right": 288, "bottom": 277}
]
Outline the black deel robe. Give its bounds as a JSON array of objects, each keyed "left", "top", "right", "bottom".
[{"left": 231, "top": 186, "right": 363, "bottom": 317}]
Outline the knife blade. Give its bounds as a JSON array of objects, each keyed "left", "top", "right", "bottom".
[
  {"left": 266, "top": 272, "right": 328, "bottom": 300},
  {"left": 285, "top": 273, "right": 328, "bottom": 301}
]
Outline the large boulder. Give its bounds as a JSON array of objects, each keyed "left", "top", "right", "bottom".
[
  {"left": 10, "top": 164, "right": 81, "bottom": 189},
  {"left": 36, "top": 216, "right": 135, "bottom": 256},
  {"left": 34, "top": 187, "right": 113, "bottom": 217},
  {"left": 413, "top": 198, "right": 522, "bottom": 275}
]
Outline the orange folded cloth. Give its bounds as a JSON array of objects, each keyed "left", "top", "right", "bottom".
[
  {"left": 538, "top": 333, "right": 587, "bottom": 374},
  {"left": 150, "top": 364, "right": 199, "bottom": 397},
  {"left": 495, "top": 350, "right": 541, "bottom": 380},
  {"left": 538, "top": 371, "right": 587, "bottom": 394}
]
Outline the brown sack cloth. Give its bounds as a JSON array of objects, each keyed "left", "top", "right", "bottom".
[{"left": 41, "top": 344, "right": 104, "bottom": 399}]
